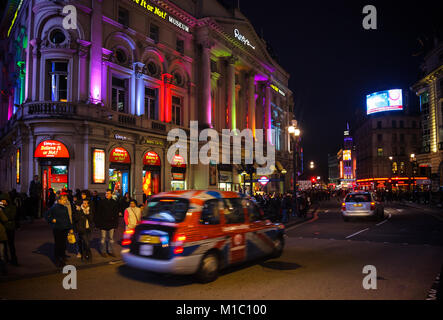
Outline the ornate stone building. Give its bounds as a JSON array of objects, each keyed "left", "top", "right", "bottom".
[{"left": 0, "top": 0, "right": 295, "bottom": 206}]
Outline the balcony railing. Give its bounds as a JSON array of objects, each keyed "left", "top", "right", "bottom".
[{"left": 0, "top": 101, "right": 188, "bottom": 138}]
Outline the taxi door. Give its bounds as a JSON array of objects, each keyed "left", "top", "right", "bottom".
[
  {"left": 245, "top": 200, "right": 275, "bottom": 259},
  {"left": 220, "top": 198, "right": 249, "bottom": 265}
]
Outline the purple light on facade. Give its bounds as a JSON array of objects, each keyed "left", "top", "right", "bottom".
[{"left": 254, "top": 74, "right": 267, "bottom": 82}]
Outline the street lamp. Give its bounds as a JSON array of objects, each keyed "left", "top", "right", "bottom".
[
  {"left": 410, "top": 154, "right": 417, "bottom": 193},
  {"left": 288, "top": 123, "right": 301, "bottom": 215},
  {"left": 310, "top": 161, "right": 315, "bottom": 169}
]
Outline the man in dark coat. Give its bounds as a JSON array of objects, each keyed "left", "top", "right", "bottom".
[
  {"left": 44, "top": 194, "right": 73, "bottom": 267},
  {"left": 29, "top": 175, "right": 42, "bottom": 219},
  {"left": 0, "top": 194, "right": 18, "bottom": 265},
  {"left": 95, "top": 189, "right": 119, "bottom": 257}
]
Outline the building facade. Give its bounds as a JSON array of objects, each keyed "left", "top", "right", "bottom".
[
  {"left": 0, "top": 0, "right": 295, "bottom": 206},
  {"left": 354, "top": 113, "right": 423, "bottom": 190},
  {"left": 411, "top": 40, "right": 443, "bottom": 187}
]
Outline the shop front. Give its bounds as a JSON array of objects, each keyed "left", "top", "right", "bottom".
[
  {"left": 142, "top": 151, "right": 161, "bottom": 197},
  {"left": 171, "top": 154, "right": 187, "bottom": 191},
  {"left": 34, "top": 140, "right": 70, "bottom": 209},
  {"left": 218, "top": 164, "right": 234, "bottom": 191},
  {"left": 109, "top": 147, "right": 131, "bottom": 196}
]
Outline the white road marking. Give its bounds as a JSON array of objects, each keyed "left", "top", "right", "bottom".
[
  {"left": 345, "top": 228, "right": 370, "bottom": 239},
  {"left": 376, "top": 214, "right": 391, "bottom": 226}
]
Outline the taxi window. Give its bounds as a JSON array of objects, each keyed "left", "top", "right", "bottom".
[
  {"left": 246, "top": 200, "right": 262, "bottom": 222},
  {"left": 142, "top": 198, "right": 189, "bottom": 222},
  {"left": 222, "top": 198, "right": 245, "bottom": 224},
  {"left": 200, "top": 199, "right": 221, "bottom": 225},
  {"left": 345, "top": 194, "right": 371, "bottom": 203}
]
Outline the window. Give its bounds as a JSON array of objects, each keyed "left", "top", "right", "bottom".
[
  {"left": 150, "top": 24, "right": 159, "bottom": 42},
  {"left": 377, "top": 134, "right": 383, "bottom": 142},
  {"left": 412, "top": 121, "right": 416, "bottom": 128},
  {"left": 173, "top": 72, "right": 184, "bottom": 87},
  {"left": 49, "top": 29, "right": 66, "bottom": 44},
  {"left": 111, "top": 77, "right": 128, "bottom": 113},
  {"left": 400, "top": 147, "right": 405, "bottom": 156},
  {"left": 377, "top": 148, "right": 383, "bottom": 157},
  {"left": 400, "top": 134, "right": 405, "bottom": 142},
  {"left": 222, "top": 198, "right": 245, "bottom": 224},
  {"left": 49, "top": 61, "right": 68, "bottom": 102},
  {"left": 377, "top": 121, "right": 382, "bottom": 129},
  {"left": 246, "top": 201, "right": 262, "bottom": 222},
  {"left": 118, "top": 7, "right": 129, "bottom": 26},
  {"left": 392, "top": 146, "right": 397, "bottom": 156},
  {"left": 392, "top": 134, "right": 397, "bottom": 142},
  {"left": 176, "top": 39, "right": 184, "bottom": 55},
  {"left": 142, "top": 198, "right": 189, "bottom": 223},
  {"left": 400, "top": 120, "right": 404, "bottom": 128},
  {"left": 145, "top": 87, "right": 158, "bottom": 120},
  {"left": 200, "top": 200, "right": 220, "bottom": 225},
  {"left": 115, "top": 49, "right": 127, "bottom": 65},
  {"left": 172, "top": 96, "right": 182, "bottom": 126},
  {"left": 392, "top": 120, "right": 397, "bottom": 128},
  {"left": 146, "top": 61, "right": 158, "bottom": 77}
]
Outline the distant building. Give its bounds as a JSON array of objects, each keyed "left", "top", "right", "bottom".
[
  {"left": 354, "top": 113, "right": 422, "bottom": 190},
  {"left": 328, "top": 153, "right": 339, "bottom": 186},
  {"left": 411, "top": 39, "right": 443, "bottom": 187}
]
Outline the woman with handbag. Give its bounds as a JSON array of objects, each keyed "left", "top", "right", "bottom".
[
  {"left": 74, "top": 198, "right": 94, "bottom": 262},
  {"left": 124, "top": 200, "right": 141, "bottom": 231}
]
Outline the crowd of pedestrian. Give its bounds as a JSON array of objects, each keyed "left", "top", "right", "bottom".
[{"left": 0, "top": 175, "right": 144, "bottom": 272}]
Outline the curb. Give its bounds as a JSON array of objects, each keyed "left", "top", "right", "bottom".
[
  {"left": 0, "top": 259, "right": 124, "bottom": 284},
  {"left": 283, "top": 205, "right": 319, "bottom": 229}
]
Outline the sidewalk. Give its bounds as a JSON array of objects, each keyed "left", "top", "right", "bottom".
[
  {"left": 0, "top": 204, "right": 319, "bottom": 282},
  {"left": 396, "top": 201, "right": 443, "bottom": 221},
  {"left": 0, "top": 218, "right": 126, "bottom": 282}
]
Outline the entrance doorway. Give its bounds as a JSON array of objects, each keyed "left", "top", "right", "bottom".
[
  {"left": 109, "top": 164, "right": 130, "bottom": 196},
  {"left": 40, "top": 159, "right": 69, "bottom": 210}
]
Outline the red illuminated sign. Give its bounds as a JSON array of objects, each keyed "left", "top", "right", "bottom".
[
  {"left": 171, "top": 154, "right": 186, "bottom": 168},
  {"left": 34, "top": 140, "right": 70, "bottom": 158},
  {"left": 143, "top": 151, "right": 161, "bottom": 166},
  {"left": 110, "top": 147, "right": 131, "bottom": 164}
]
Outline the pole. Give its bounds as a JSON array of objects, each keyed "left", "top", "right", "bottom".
[{"left": 293, "top": 136, "right": 298, "bottom": 215}]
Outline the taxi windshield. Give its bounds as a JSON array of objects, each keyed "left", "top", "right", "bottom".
[
  {"left": 142, "top": 198, "right": 189, "bottom": 223},
  {"left": 345, "top": 194, "right": 371, "bottom": 203}
]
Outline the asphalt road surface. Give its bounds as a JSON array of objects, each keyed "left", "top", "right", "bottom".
[{"left": 1, "top": 200, "right": 442, "bottom": 300}]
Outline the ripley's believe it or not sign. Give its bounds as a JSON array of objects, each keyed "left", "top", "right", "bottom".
[
  {"left": 110, "top": 147, "right": 131, "bottom": 164},
  {"left": 131, "top": 0, "right": 190, "bottom": 33},
  {"left": 34, "top": 140, "right": 70, "bottom": 158}
]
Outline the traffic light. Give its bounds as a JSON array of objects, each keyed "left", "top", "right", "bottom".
[{"left": 311, "top": 177, "right": 317, "bottom": 183}]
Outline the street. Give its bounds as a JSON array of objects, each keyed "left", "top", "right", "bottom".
[{"left": 1, "top": 200, "right": 442, "bottom": 300}]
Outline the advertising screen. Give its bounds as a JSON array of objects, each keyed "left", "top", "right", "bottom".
[{"left": 366, "top": 89, "right": 403, "bottom": 115}]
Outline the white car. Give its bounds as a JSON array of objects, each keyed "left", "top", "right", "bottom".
[{"left": 341, "top": 192, "right": 384, "bottom": 222}]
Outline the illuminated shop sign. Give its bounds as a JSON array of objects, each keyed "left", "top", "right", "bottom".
[
  {"left": 34, "top": 140, "right": 70, "bottom": 158},
  {"left": 92, "top": 149, "right": 106, "bottom": 184},
  {"left": 144, "top": 151, "right": 161, "bottom": 166},
  {"left": 366, "top": 89, "right": 403, "bottom": 115},
  {"left": 16, "top": 149, "right": 20, "bottom": 184},
  {"left": 258, "top": 176, "right": 270, "bottom": 186},
  {"left": 343, "top": 150, "right": 352, "bottom": 161},
  {"left": 145, "top": 138, "right": 164, "bottom": 146},
  {"left": 114, "top": 134, "right": 131, "bottom": 141},
  {"left": 132, "top": 0, "right": 190, "bottom": 33},
  {"left": 234, "top": 28, "right": 255, "bottom": 50},
  {"left": 110, "top": 147, "right": 131, "bottom": 164},
  {"left": 270, "top": 84, "right": 286, "bottom": 97},
  {"left": 171, "top": 154, "right": 186, "bottom": 168}
]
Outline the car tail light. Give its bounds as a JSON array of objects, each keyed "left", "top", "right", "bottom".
[
  {"left": 122, "top": 229, "right": 134, "bottom": 246},
  {"left": 342, "top": 202, "right": 346, "bottom": 211},
  {"left": 370, "top": 202, "right": 376, "bottom": 210},
  {"left": 173, "top": 233, "right": 187, "bottom": 255}
]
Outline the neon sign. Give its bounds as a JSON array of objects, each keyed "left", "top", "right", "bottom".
[
  {"left": 16, "top": 149, "right": 20, "bottom": 184},
  {"left": 144, "top": 151, "right": 161, "bottom": 166},
  {"left": 110, "top": 147, "right": 131, "bottom": 164},
  {"left": 234, "top": 29, "right": 255, "bottom": 50},
  {"left": 343, "top": 150, "right": 352, "bottom": 161},
  {"left": 270, "top": 84, "right": 286, "bottom": 97},
  {"left": 132, "top": 0, "right": 190, "bottom": 33}
]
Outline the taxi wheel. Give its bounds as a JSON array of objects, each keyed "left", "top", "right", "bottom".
[
  {"left": 272, "top": 237, "right": 284, "bottom": 258},
  {"left": 195, "top": 252, "right": 219, "bottom": 283}
]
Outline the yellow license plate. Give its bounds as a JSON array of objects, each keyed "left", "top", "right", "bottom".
[
  {"left": 353, "top": 204, "right": 363, "bottom": 207},
  {"left": 138, "top": 235, "right": 160, "bottom": 244}
]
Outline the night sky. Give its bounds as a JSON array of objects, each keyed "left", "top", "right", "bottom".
[{"left": 225, "top": 0, "right": 443, "bottom": 179}]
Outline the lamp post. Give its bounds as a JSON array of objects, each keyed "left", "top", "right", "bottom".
[
  {"left": 410, "top": 154, "right": 416, "bottom": 194},
  {"left": 288, "top": 123, "right": 301, "bottom": 215}
]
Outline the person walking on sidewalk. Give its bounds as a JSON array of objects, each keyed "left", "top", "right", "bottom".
[
  {"left": 124, "top": 200, "right": 141, "bottom": 231},
  {"left": 0, "top": 194, "right": 18, "bottom": 266},
  {"left": 44, "top": 194, "right": 73, "bottom": 268},
  {"left": 74, "top": 198, "right": 94, "bottom": 262},
  {"left": 29, "top": 175, "right": 42, "bottom": 220},
  {"left": 95, "top": 189, "right": 119, "bottom": 258},
  {"left": 0, "top": 205, "right": 9, "bottom": 275},
  {"left": 63, "top": 193, "right": 81, "bottom": 259}
]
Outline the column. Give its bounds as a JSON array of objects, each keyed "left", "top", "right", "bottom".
[
  {"left": 89, "top": 0, "right": 103, "bottom": 104},
  {"left": 248, "top": 72, "right": 256, "bottom": 137},
  {"left": 78, "top": 41, "right": 90, "bottom": 103},
  {"left": 134, "top": 62, "right": 145, "bottom": 116},
  {"left": 227, "top": 56, "right": 237, "bottom": 130},
  {"left": 161, "top": 73, "right": 173, "bottom": 122},
  {"left": 265, "top": 81, "right": 272, "bottom": 143},
  {"left": 30, "top": 39, "right": 40, "bottom": 101},
  {"left": 201, "top": 41, "right": 214, "bottom": 128}
]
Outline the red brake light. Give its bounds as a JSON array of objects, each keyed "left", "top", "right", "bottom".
[
  {"left": 122, "top": 239, "right": 131, "bottom": 246},
  {"left": 124, "top": 229, "right": 135, "bottom": 235},
  {"left": 174, "top": 233, "right": 186, "bottom": 243},
  {"left": 370, "top": 202, "right": 376, "bottom": 210},
  {"left": 342, "top": 202, "right": 346, "bottom": 211},
  {"left": 174, "top": 247, "right": 184, "bottom": 254}
]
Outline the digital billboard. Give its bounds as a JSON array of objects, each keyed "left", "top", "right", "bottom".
[{"left": 366, "top": 89, "right": 403, "bottom": 115}]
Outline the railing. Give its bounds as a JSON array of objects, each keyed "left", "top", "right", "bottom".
[{"left": 27, "top": 102, "right": 77, "bottom": 116}]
